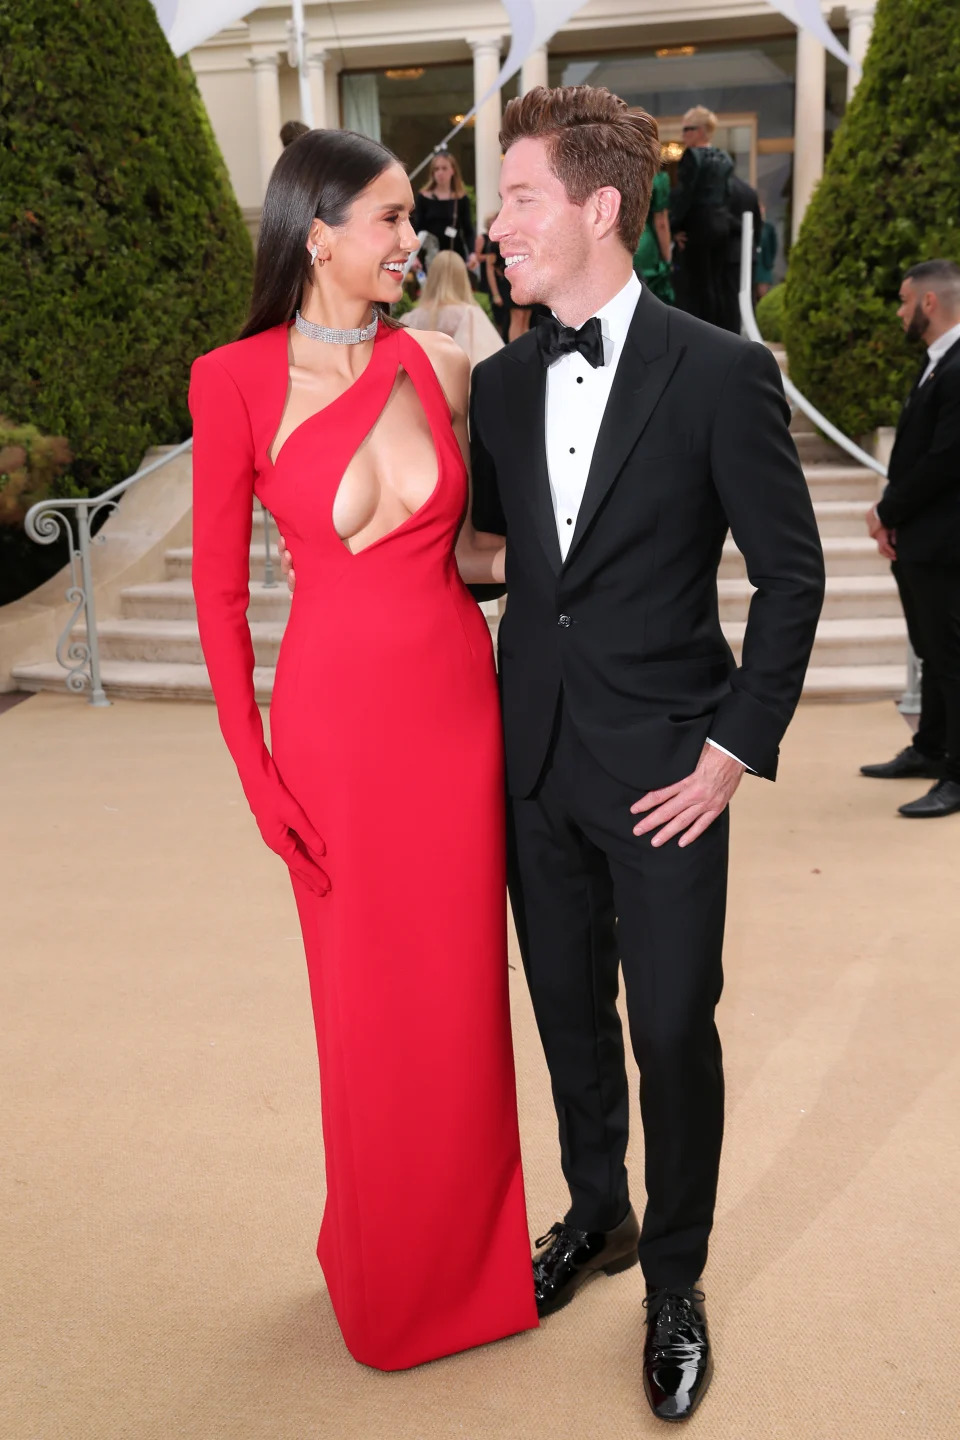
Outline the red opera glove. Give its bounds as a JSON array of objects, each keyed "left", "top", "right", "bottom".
[
  {"left": 188, "top": 351, "right": 330, "bottom": 898},
  {"left": 242, "top": 752, "right": 331, "bottom": 897}
]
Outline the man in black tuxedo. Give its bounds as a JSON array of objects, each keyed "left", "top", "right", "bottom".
[
  {"left": 861, "top": 260, "right": 960, "bottom": 817},
  {"left": 475, "top": 87, "right": 824, "bottom": 1422}
]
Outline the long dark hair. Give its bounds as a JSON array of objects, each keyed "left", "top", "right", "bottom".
[{"left": 240, "top": 129, "right": 401, "bottom": 340}]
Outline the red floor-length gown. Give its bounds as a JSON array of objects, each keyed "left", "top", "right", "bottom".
[{"left": 188, "top": 320, "right": 538, "bottom": 1370}]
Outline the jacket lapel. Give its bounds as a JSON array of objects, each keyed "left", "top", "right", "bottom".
[
  {"left": 503, "top": 333, "right": 563, "bottom": 574},
  {"left": 565, "top": 288, "right": 684, "bottom": 567},
  {"left": 896, "top": 337, "right": 960, "bottom": 446}
]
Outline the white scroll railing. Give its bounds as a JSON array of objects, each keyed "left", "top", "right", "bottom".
[{"left": 24, "top": 437, "right": 278, "bottom": 706}]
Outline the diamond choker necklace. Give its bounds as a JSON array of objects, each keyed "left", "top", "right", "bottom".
[{"left": 294, "top": 309, "right": 379, "bottom": 345}]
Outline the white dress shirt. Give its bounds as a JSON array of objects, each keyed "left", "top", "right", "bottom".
[
  {"left": 545, "top": 272, "right": 641, "bottom": 560},
  {"left": 542, "top": 271, "right": 747, "bottom": 770},
  {"left": 920, "top": 320, "right": 960, "bottom": 385}
]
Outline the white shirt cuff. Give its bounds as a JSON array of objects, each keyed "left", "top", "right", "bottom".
[{"left": 706, "top": 737, "right": 750, "bottom": 770}]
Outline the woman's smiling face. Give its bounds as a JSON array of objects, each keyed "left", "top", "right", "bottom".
[{"left": 318, "top": 164, "right": 418, "bottom": 305}]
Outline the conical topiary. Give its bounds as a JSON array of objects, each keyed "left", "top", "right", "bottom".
[
  {"left": 783, "top": 0, "right": 960, "bottom": 438},
  {"left": 0, "top": 0, "right": 254, "bottom": 601}
]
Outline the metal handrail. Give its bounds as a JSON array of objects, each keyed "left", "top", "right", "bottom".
[
  {"left": 738, "top": 215, "right": 919, "bottom": 715},
  {"left": 24, "top": 434, "right": 277, "bottom": 706}
]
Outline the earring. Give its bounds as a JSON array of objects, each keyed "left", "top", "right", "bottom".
[{"left": 310, "top": 244, "right": 319, "bottom": 265}]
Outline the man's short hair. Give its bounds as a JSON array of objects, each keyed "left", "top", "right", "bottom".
[
  {"left": 683, "top": 106, "right": 717, "bottom": 137},
  {"left": 904, "top": 259, "right": 960, "bottom": 311},
  {"left": 499, "top": 85, "right": 660, "bottom": 253}
]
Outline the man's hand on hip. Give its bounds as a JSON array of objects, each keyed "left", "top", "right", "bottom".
[{"left": 630, "top": 744, "right": 745, "bottom": 848}]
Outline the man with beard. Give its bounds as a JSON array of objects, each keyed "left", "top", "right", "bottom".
[{"left": 862, "top": 260, "right": 960, "bottom": 817}]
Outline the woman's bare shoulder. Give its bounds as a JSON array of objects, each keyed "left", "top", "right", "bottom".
[
  {"left": 404, "top": 326, "right": 469, "bottom": 377},
  {"left": 403, "top": 326, "right": 469, "bottom": 413}
]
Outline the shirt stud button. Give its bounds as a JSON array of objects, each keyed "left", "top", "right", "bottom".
[
  {"left": 576, "top": 376, "right": 584, "bottom": 384},
  {"left": 569, "top": 446, "right": 575, "bottom": 454},
  {"left": 566, "top": 518, "right": 572, "bottom": 525}
]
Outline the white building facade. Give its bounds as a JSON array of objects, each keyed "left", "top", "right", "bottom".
[{"left": 191, "top": 0, "right": 877, "bottom": 273}]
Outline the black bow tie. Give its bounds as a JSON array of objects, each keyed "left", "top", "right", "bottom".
[{"left": 536, "top": 314, "right": 605, "bottom": 369}]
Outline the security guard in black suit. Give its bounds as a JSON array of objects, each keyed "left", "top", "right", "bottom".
[{"left": 862, "top": 260, "right": 960, "bottom": 816}]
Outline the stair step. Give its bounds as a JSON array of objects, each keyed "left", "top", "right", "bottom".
[
  {"left": 88, "top": 617, "right": 287, "bottom": 666},
  {"left": 801, "top": 663, "right": 907, "bottom": 702},
  {"left": 811, "top": 500, "right": 874, "bottom": 537},
  {"left": 120, "top": 579, "right": 292, "bottom": 621},
  {"left": 793, "top": 431, "right": 847, "bottom": 464},
  {"left": 28, "top": 418, "right": 903, "bottom": 705},
  {"left": 166, "top": 545, "right": 288, "bottom": 583},
  {"left": 719, "top": 573, "right": 902, "bottom": 622},
  {"left": 721, "top": 535, "right": 890, "bottom": 580},
  {"left": 12, "top": 653, "right": 909, "bottom": 706},
  {"left": 723, "top": 616, "right": 907, "bottom": 668},
  {"left": 804, "top": 465, "right": 881, "bottom": 501},
  {"left": 176, "top": 501, "right": 880, "bottom": 586},
  {"left": 88, "top": 610, "right": 910, "bottom": 669},
  {"left": 12, "top": 658, "right": 275, "bottom": 703}
]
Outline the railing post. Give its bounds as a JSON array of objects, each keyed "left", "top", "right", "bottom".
[
  {"left": 898, "top": 644, "right": 922, "bottom": 718},
  {"left": 76, "top": 502, "right": 110, "bottom": 707},
  {"left": 262, "top": 508, "right": 277, "bottom": 588}
]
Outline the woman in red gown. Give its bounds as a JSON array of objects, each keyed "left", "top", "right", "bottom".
[{"left": 188, "top": 130, "right": 538, "bottom": 1370}]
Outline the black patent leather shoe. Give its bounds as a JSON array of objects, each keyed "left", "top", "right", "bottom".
[
  {"left": 532, "top": 1206, "right": 640, "bottom": 1318},
  {"left": 898, "top": 778, "right": 960, "bottom": 818},
  {"left": 643, "top": 1284, "right": 713, "bottom": 1423},
  {"left": 860, "top": 746, "right": 943, "bottom": 780}
]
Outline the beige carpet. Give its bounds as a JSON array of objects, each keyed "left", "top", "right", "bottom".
[{"left": 2, "top": 693, "right": 958, "bottom": 1440}]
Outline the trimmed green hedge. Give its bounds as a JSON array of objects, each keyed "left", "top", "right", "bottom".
[
  {"left": 783, "top": 0, "right": 960, "bottom": 437},
  {"left": 755, "top": 284, "right": 785, "bottom": 344},
  {"left": 0, "top": 0, "right": 253, "bottom": 601}
]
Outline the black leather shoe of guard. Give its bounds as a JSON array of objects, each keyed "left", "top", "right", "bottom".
[
  {"left": 898, "top": 778, "right": 960, "bottom": 817},
  {"left": 860, "top": 746, "right": 943, "bottom": 780}
]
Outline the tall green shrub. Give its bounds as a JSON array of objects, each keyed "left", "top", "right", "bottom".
[
  {"left": 783, "top": 0, "right": 960, "bottom": 437},
  {"left": 0, "top": 0, "right": 253, "bottom": 601}
]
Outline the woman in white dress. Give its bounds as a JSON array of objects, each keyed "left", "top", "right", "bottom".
[{"left": 401, "top": 251, "right": 503, "bottom": 368}]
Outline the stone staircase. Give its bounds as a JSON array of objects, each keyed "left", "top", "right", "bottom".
[{"left": 13, "top": 392, "right": 907, "bottom": 703}]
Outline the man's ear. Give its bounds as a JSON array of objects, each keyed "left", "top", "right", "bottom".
[{"left": 591, "top": 186, "right": 623, "bottom": 243}]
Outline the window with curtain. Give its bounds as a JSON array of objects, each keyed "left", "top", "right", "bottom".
[{"left": 342, "top": 72, "right": 382, "bottom": 142}]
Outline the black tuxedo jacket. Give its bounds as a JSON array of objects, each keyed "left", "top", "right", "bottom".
[
  {"left": 470, "top": 287, "right": 825, "bottom": 798},
  {"left": 876, "top": 337, "right": 960, "bottom": 564}
]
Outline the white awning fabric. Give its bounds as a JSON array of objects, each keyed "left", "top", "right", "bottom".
[{"left": 149, "top": 0, "right": 857, "bottom": 77}]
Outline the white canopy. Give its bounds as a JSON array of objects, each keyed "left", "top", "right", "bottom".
[{"left": 150, "top": 1, "right": 857, "bottom": 78}]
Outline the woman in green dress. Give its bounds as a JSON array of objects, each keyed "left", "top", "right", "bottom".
[{"left": 633, "top": 168, "right": 675, "bottom": 304}]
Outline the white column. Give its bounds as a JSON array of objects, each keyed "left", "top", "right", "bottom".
[
  {"left": 520, "top": 45, "right": 548, "bottom": 96},
  {"left": 845, "top": 1, "right": 876, "bottom": 101},
  {"left": 469, "top": 36, "right": 503, "bottom": 237},
  {"left": 250, "top": 53, "right": 282, "bottom": 196},
  {"left": 307, "top": 49, "right": 329, "bottom": 129},
  {"left": 791, "top": 27, "right": 826, "bottom": 242}
]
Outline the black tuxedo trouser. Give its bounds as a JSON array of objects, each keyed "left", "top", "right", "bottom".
[
  {"left": 506, "top": 700, "right": 727, "bottom": 1288},
  {"left": 893, "top": 561, "right": 960, "bottom": 781}
]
